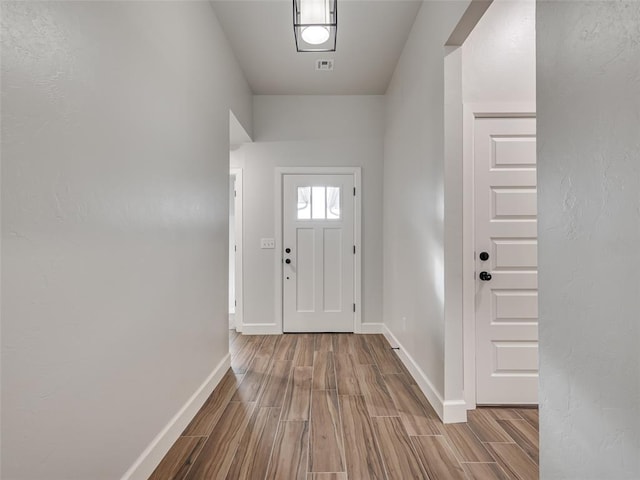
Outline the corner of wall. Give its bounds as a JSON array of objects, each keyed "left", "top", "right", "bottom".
[
  {"left": 381, "top": 0, "right": 470, "bottom": 426},
  {"left": 383, "top": 325, "right": 466, "bottom": 424}
]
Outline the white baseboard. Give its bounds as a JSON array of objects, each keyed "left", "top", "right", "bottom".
[
  {"left": 242, "top": 323, "right": 281, "bottom": 335},
  {"left": 120, "top": 353, "right": 231, "bottom": 480},
  {"left": 229, "top": 313, "right": 236, "bottom": 329},
  {"left": 382, "top": 325, "right": 467, "bottom": 424},
  {"left": 359, "top": 323, "right": 385, "bottom": 334},
  {"left": 443, "top": 399, "right": 467, "bottom": 423},
  {"left": 240, "top": 323, "right": 383, "bottom": 335}
]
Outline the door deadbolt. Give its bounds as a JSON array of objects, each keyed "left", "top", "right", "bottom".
[
  {"left": 285, "top": 259, "right": 291, "bottom": 264},
  {"left": 479, "top": 271, "right": 492, "bottom": 281},
  {"left": 285, "top": 248, "right": 291, "bottom": 253},
  {"left": 479, "top": 251, "right": 489, "bottom": 261}
]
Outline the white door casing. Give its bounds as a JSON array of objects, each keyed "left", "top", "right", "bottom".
[
  {"left": 229, "top": 175, "right": 236, "bottom": 326},
  {"left": 230, "top": 168, "right": 243, "bottom": 332},
  {"left": 474, "top": 116, "right": 538, "bottom": 405},
  {"left": 282, "top": 174, "right": 356, "bottom": 332}
]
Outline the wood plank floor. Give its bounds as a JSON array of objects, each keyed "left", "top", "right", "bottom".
[{"left": 150, "top": 332, "right": 539, "bottom": 480}]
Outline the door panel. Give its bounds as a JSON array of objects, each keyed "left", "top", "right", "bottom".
[
  {"left": 296, "top": 228, "right": 315, "bottom": 312},
  {"left": 493, "top": 342, "right": 538, "bottom": 372},
  {"left": 323, "top": 228, "right": 343, "bottom": 312},
  {"left": 492, "top": 187, "right": 537, "bottom": 218},
  {"left": 283, "top": 174, "right": 355, "bottom": 332},
  {"left": 492, "top": 136, "right": 536, "bottom": 167},
  {"left": 493, "top": 290, "right": 538, "bottom": 322},
  {"left": 475, "top": 117, "right": 538, "bottom": 405},
  {"left": 492, "top": 239, "right": 537, "bottom": 269}
]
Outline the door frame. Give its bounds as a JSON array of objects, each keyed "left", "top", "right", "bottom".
[
  {"left": 462, "top": 103, "right": 536, "bottom": 409},
  {"left": 230, "top": 167, "right": 244, "bottom": 332},
  {"left": 274, "top": 167, "right": 362, "bottom": 333}
]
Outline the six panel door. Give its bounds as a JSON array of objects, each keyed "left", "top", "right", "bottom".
[{"left": 474, "top": 117, "right": 539, "bottom": 405}]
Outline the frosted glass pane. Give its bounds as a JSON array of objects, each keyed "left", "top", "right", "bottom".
[
  {"left": 312, "top": 186, "right": 326, "bottom": 219},
  {"left": 297, "top": 186, "right": 311, "bottom": 219},
  {"left": 326, "top": 187, "right": 340, "bottom": 219}
]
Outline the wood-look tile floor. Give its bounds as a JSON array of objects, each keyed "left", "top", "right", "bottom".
[{"left": 150, "top": 332, "right": 539, "bottom": 480}]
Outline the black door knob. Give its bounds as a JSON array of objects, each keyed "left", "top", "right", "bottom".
[
  {"left": 479, "top": 251, "right": 489, "bottom": 261},
  {"left": 285, "top": 259, "right": 291, "bottom": 264},
  {"left": 285, "top": 248, "right": 291, "bottom": 253},
  {"left": 479, "top": 271, "right": 492, "bottom": 281}
]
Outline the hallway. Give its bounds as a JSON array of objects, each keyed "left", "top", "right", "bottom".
[{"left": 150, "top": 333, "right": 539, "bottom": 479}]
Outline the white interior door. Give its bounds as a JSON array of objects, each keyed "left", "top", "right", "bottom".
[
  {"left": 283, "top": 174, "right": 355, "bottom": 332},
  {"left": 475, "top": 116, "right": 538, "bottom": 405}
]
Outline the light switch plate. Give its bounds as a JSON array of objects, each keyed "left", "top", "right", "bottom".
[{"left": 261, "top": 238, "right": 275, "bottom": 249}]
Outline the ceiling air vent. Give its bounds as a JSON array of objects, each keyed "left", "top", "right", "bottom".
[{"left": 316, "top": 59, "right": 334, "bottom": 71}]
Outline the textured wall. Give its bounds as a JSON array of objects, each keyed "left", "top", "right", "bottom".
[
  {"left": 537, "top": 2, "right": 640, "bottom": 478},
  {"left": 1, "top": 2, "right": 251, "bottom": 478}
]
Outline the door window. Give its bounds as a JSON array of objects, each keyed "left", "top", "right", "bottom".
[{"left": 297, "top": 186, "right": 341, "bottom": 220}]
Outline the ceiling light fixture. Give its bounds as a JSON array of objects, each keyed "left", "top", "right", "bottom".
[{"left": 293, "top": 0, "right": 337, "bottom": 52}]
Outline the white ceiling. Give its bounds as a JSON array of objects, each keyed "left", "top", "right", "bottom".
[{"left": 211, "top": 0, "right": 423, "bottom": 95}]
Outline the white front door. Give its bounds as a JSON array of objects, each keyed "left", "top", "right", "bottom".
[
  {"left": 283, "top": 174, "right": 355, "bottom": 332},
  {"left": 474, "top": 116, "right": 538, "bottom": 405}
]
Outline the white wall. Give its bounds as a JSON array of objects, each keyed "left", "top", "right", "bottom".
[
  {"left": 462, "top": 0, "right": 535, "bottom": 104},
  {"left": 231, "top": 95, "right": 384, "bottom": 332},
  {"left": 383, "top": 0, "right": 469, "bottom": 415},
  {"left": 1, "top": 2, "right": 251, "bottom": 479},
  {"left": 443, "top": 45, "right": 465, "bottom": 409},
  {"left": 537, "top": 2, "right": 640, "bottom": 478}
]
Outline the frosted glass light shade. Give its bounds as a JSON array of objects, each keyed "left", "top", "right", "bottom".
[
  {"left": 301, "top": 26, "right": 330, "bottom": 45},
  {"left": 293, "top": 0, "right": 337, "bottom": 52}
]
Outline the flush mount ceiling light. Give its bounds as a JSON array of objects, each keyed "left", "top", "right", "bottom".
[{"left": 293, "top": 0, "right": 337, "bottom": 52}]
